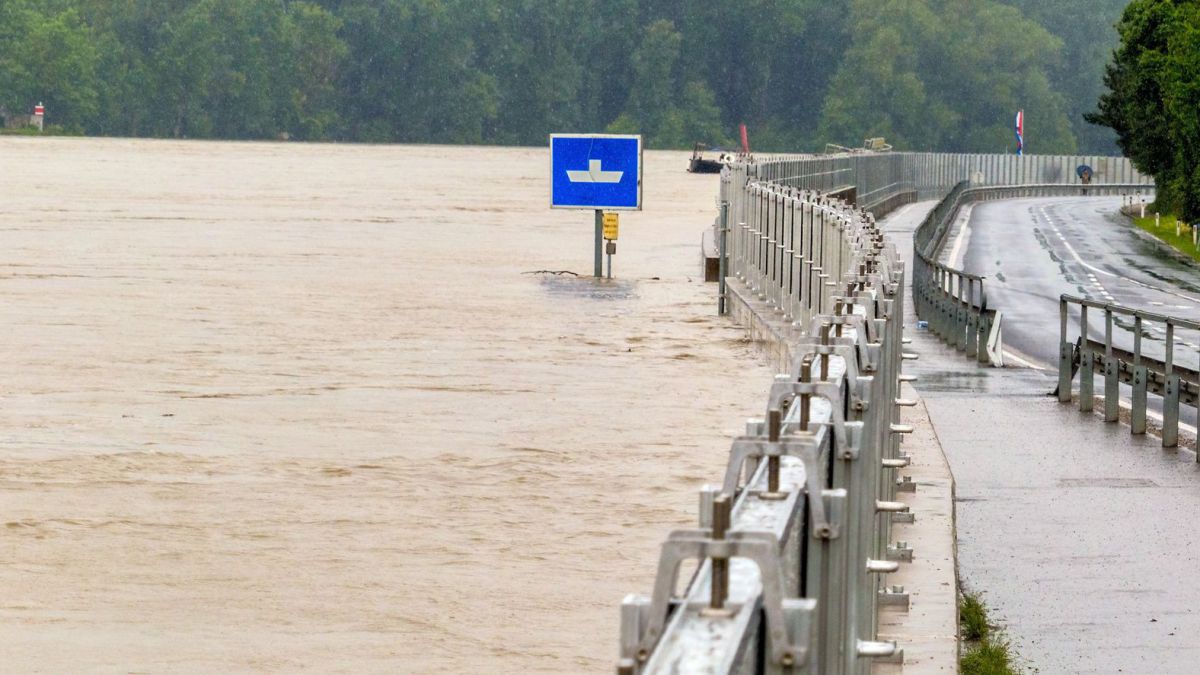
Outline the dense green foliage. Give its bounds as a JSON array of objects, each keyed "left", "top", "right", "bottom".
[
  {"left": 0, "top": 0, "right": 1131, "bottom": 152},
  {"left": 822, "top": 0, "right": 1077, "bottom": 153},
  {"left": 1089, "top": 0, "right": 1200, "bottom": 222}
]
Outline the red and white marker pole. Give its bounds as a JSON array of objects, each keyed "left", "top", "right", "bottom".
[{"left": 32, "top": 102, "right": 44, "bottom": 131}]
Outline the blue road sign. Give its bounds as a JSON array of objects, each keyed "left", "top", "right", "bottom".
[{"left": 550, "top": 134, "right": 642, "bottom": 210}]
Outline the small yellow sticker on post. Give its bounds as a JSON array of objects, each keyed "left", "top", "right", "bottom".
[{"left": 602, "top": 212, "right": 619, "bottom": 240}]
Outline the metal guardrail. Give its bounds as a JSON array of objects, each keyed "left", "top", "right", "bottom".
[
  {"left": 912, "top": 182, "right": 1157, "bottom": 366},
  {"left": 620, "top": 167, "right": 916, "bottom": 674},
  {"left": 1057, "top": 295, "right": 1200, "bottom": 450},
  {"left": 912, "top": 181, "right": 999, "bottom": 364}
]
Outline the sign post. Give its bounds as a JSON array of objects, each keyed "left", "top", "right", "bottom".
[
  {"left": 594, "top": 210, "right": 603, "bottom": 277},
  {"left": 550, "top": 134, "right": 642, "bottom": 278},
  {"left": 602, "top": 212, "right": 619, "bottom": 279}
]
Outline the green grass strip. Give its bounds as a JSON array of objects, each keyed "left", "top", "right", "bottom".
[
  {"left": 960, "top": 591, "right": 1020, "bottom": 675},
  {"left": 960, "top": 592, "right": 989, "bottom": 641},
  {"left": 961, "top": 639, "right": 1017, "bottom": 675},
  {"left": 1132, "top": 213, "right": 1200, "bottom": 262}
]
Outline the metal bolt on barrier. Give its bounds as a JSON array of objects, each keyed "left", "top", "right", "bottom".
[
  {"left": 879, "top": 585, "right": 910, "bottom": 610},
  {"left": 764, "top": 410, "right": 785, "bottom": 499},
  {"left": 704, "top": 495, "right": 734, "bottom": 618},
  {"left": 887, "top": 541, "right": 914, "bottom": 563}
]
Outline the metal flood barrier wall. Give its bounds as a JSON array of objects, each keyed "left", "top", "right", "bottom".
[
  {"left": 750, "top": 151, "right": 1152, "bottom": 210},
  {"left": 911, "top": 182, "right": 1157, "bottom": 366},
  {"left": 618, "top": 160, "right": 916, "bottom": 674},
  {"left": 1057, "top": 295, "right": 1200, "bottom": 451}
]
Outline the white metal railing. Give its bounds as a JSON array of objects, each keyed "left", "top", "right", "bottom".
[{"left": 1058, "top": 295, "right": 1200, "bottom": 449}]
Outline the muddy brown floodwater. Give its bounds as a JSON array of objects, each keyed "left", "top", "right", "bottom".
[{"left": 0, "top": 138, "right": 772, "bottom": 673}]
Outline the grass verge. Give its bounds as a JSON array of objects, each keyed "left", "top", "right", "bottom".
[
  {"left": 960, "top": 592, "right": 989, "bottom": 641},
  {"left": 961, "top": 639, "right": 1017, "bottom": 674},
  {"left": 960, "top": 591, "right": 1020, "bottom": 675},
  {"left": 1132, "top": 213, "right": 1200, "bottom": 262}
]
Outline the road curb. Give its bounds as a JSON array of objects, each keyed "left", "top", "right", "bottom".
[{"left": 874, "top": 387, "right": 960, "bottom": 675}]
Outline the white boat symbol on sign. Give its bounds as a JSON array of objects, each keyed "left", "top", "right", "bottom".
[{"left": 567, "top": 159, "right": 623, "bottom": 184}]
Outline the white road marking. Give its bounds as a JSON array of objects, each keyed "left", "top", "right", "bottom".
[
  {"left": 1001, "top": 349, "right": 1047, "bottom": 370},
  {"left": 1136, "top": 401, "right": 1200, "bottom": 436},
  {"left": 946, "top": 204, "right": 974, "bottom": 268},
  {"left": 1039, "top": 205, "right": 1113, "bottom": 301},
  {"left": 1037, "top": 202, "right": 1200, "bottom": 308},
  {"left": 1077, "top": 256, "right": 1200, "bottom": 304}
]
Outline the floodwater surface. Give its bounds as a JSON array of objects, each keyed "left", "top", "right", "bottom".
[{"left": 0, "top": 138, "right": 772, "bottom": 672}]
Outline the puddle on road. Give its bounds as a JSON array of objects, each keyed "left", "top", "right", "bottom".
[
  {"left": 1058, "top": 477, "right": 1158, "bottom": 488},
  {"left": 1122, "top": 254, "right": 1200, "bottom": 294},
  {"left": 915, "top": 368, "right": 992, "bottom": 393}
]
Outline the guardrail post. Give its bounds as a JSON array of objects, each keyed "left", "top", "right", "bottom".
[
  {"left": 1104, "top": 308, "right": 1119, "bottom": 422},
  {"left": 1132, "top": 316, "right": 1148, "bottom": 435},
  {"left": 1058, "top": 297, "right": 1073, "bottom": 403},
  {"left": 956, "top": 273, "right": 968, "bottom": 352},
  {"left": 965, "top": 278, "right": 979, "bottom": 358},
  {"left": 977, "top": 312, "right": 992, "bottom": 365},
  {"left": 938, "top": 268, "right": 950, "bottom": 342},
  {"left": 930, "top": 269, "right": 941, "bottom": 340},
  {"left": 1079, "top": 304, "right": 1093, "bottom": 412},
  {"left": 1164, "top": 322, "right": 1180, "bottom": 448}
]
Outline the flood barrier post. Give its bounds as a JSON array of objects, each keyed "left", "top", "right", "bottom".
[{"left": 719, "top": 200, "right": 729, "bottom": 315}]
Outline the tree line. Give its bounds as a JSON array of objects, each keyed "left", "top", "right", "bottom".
[
  {"left": 1089, "top": 0, "right": 1200, "bottom": 223},
  {"left": 0, "top": 0, "right": 1131, "bottom": 153}
]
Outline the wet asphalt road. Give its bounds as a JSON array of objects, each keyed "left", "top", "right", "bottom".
[
  {"left": 952, "top": 196, "right": 1200, "bottom": 369},
  {"left": 885, "top": 200, "right": 1200, "bottom": 674}
]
